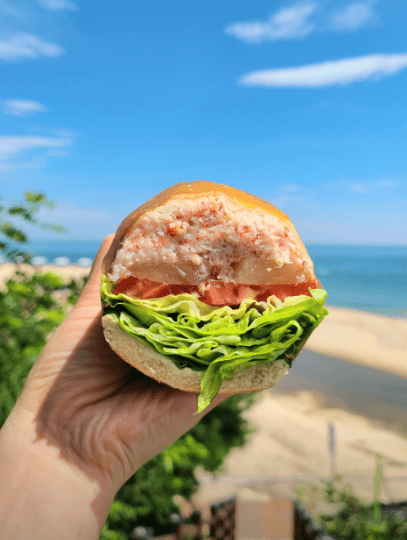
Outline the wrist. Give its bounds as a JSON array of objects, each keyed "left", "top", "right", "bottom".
[{"left": 0, "top": 406, "right": 116, "bottom": 540}]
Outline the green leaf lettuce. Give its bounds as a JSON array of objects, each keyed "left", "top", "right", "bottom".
[{"left": 101, "top": 275, "right": 328, "bottom": 413}]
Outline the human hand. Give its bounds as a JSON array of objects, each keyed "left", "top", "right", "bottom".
[{"left": 0, "top": 235, "right": 225, "bottom": 539}]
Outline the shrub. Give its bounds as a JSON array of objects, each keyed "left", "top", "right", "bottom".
[
  {"left": 0, "top": 191, "right": 66, "bottom": 262},
  {"left": 0, "top": 270, "right": 85, "bottom": 425},
  {"left": 318, "top": 479, "right": 407, "bottom": 540}
]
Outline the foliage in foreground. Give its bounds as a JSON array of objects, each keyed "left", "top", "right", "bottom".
[
  {"left": 317, "top": 478, "right": 407, "bottom": 540},
  {"left": 0, "top": 269, "right": 256, "bottom": 540},
  {"left": 0, "top": 270, "right": 86, "bottom": 423}
]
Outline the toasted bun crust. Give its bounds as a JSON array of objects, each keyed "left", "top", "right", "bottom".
[
  {"left": 102, "top": 180, "right": 318, "bottom": 394},
  {"left": 102, "top": 180, "right": 311, "bottom": 278},
  {"left": 102, "top": 314, "right": 291, "bottom": 393}
]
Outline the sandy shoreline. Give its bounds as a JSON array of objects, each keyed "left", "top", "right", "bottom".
[
  {"left": 0, "top": 262, "right": 91, "bottom": 286},
  {"left": 1, "top": 262, "right": 406, "bottom": 380},
  {"left": 305, "top": 305, "right": 407, "bottom": 379}
]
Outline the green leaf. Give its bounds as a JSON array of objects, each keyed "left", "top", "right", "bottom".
[
  {"left": 8, "top": 206, "right": 28, "bottom": 216},
  {"left": 40, "top": 223, "right": 68, "bottom": 233},
  {"left": 6, "top": 249, "right": 31, "bottom": 263},
  {"left": 0, "top": 191, "right": 67, "bottom": 259},
  {"left": 24, "top": 192, "right": 45, "bottom": 204},
  {"left": 101, "top": 274, "right": 328, "bottom": 412},
  {"left": 197, "top": 362, "right": 223, "bottom": 413},
  {"left": 1, "top": 224, "right": 27, "bottom": 243}
]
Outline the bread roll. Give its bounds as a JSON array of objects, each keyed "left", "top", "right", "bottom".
[{"left": 101, "top": 181, "right": 327, "bottom": 407}]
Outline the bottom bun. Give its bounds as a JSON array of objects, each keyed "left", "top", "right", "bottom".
[{"left": 102, "top": 313, "right": 290, "bottom": 394}]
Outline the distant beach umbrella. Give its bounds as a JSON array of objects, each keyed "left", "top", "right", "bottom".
[
  {"left": 76, "top": 257, "right": 93, "bottom": 267},
  {"left": 53, "top": 257, "right": 71, "bottom": 266},
  {"left": 31, "top": 256, "right": 48, "bottom": 266}
]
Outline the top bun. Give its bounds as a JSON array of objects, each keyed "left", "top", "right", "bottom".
[{"left": 103, "top": 180, "right": 316, "bottom": 286}]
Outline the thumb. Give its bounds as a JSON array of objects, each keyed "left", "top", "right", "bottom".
[{"left": 76, "top": 234, "right": 115, "bottom": 309}]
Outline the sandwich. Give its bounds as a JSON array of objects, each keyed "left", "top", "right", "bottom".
[{"left": 101, "top": 181, "right": 328, "bottom": 412}]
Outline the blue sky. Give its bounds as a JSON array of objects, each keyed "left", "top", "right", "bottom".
[{"left": 1, "top": 0, "right": 406, "bottom": 244}]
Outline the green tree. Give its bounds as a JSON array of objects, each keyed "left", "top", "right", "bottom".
[
  {"left": 0, "top": 191, "right": 66, "bottom": 262},
  {"left": 0, "top": 270, "right": 87, "bottom": 424},
  {"left": 0, "top": 189, "right": 73, "bottom": 421}
]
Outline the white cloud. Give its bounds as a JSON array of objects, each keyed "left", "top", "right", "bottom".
[
  {"left": 33, "top": 201, "right": 116, "bottom": 239},
  {"left": 0, "top": 33, "right": 64, "bottom": 61},
  {"left": 36, "top": 0, "right": 79, "bottom": 11},
  {"left": 0, "top": 135, "right": 72, "bottom": 161},
  {"left": 330, "top": 1, "right": 379, "bottom": 31},
  {"left": 225, "top": 2, "right": 318, "bottom": 43},
  {"left": 0, "top": 159, "right": 44, "bottom": 172},
  {"left": 2, "top": 99, "right": 48, "bottom": 116},
  {"left": 326, "top": 177, "right": 401, "bottom": 193},
  {"left": 43, "top": 202, "right": 112, "bottom": 225},
  {"left": 375, "top": 180, "right": 399, "bottom": 188},
  {"left": 239, "top": 53, "right": 407, "bottom": 88},
  {"left": 298, "top": 211, "right": 407, "bottom": 245},
  {"left": 225, "top": 1, "right": 381, "bottom": 43},
  {"left": 283, "top": 184, "right": 301, "bottom": 192},
  {"left": 350, "top": 183, "right": 369, "bottom": 193}
]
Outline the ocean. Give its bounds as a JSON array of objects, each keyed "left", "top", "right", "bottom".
[
  {"left": 3, "top": 240, "right": 407, "bottom": 318},
  {"left": 307, "top": 244, "right": 407, "bottom": 318}
]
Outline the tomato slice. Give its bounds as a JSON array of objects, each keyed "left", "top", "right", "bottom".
[{"left": 114, "top": 276, "right": 320, "bottom": 306}]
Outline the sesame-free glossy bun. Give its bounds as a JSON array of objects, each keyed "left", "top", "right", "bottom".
[{"left": 101, "top": 180, "right": 320, "bottom": 395}]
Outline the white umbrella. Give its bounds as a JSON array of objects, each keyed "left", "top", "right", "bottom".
[
  {"left": 76, "top": 257, "right": 93, "bottom": 267},
  {"left": 53, "top": 257, "right": 71, "bottom": 266},
  {"left": 31, "top": 256, "right": 48, "bottom": 266}
]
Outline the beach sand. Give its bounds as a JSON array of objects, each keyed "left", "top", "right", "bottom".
[
  {"left": 2, "top": 263, "right": 407, "bottom": 506},
  {"left": 196, "top": 391, "right": 407, "bottom": 507},
  {"left": 306, "top": 305, "right": 407, "bottom": 379},
  {"left": 0, "top": 262, "right": 91, "bottom": 287}
]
